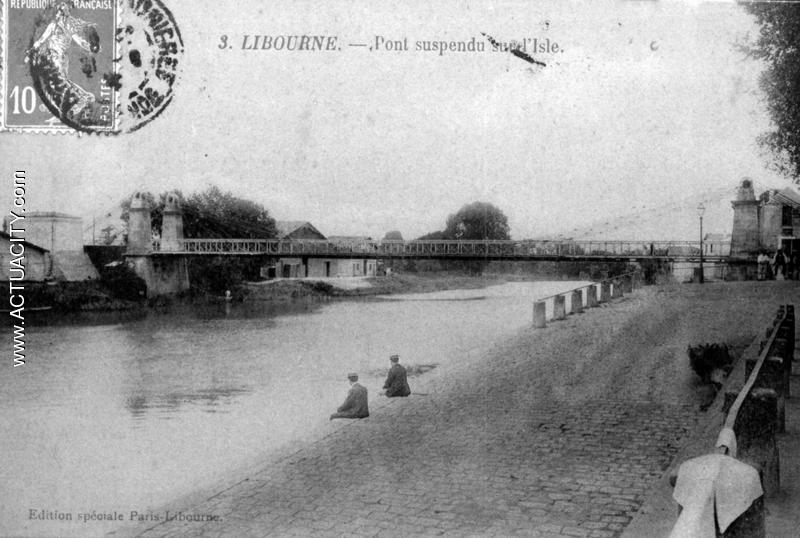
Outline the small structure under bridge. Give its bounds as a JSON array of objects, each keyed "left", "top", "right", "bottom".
[{"left": 124, "top": 192, "right": 731, "bottom": 296}]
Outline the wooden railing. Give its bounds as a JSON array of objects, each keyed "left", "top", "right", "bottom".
[
  {"left": 669, "top": 305, "right": 795, "bottom": 537},
  {"left": 531, "top": 270, "right": 641, "bottom": 327}
]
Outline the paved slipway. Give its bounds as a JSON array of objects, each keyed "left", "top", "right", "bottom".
[{"left": 127, "top": 282, "right": 797, "bottom": 538}]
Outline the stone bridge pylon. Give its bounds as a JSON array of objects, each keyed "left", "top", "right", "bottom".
[{"left": 125, "top": 191, "right": 190, "bottom": 297}]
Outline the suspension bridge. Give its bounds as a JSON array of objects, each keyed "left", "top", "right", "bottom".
[
  {"left": 149, "top": 237, "right": 730, "bottom": 262},
  {"left": 116, "top": 186, "right": 753, "bottom": 295}
]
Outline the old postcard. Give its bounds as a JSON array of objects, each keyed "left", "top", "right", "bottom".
[{"left": 1, "top": 1, "right": 799, "bottom": 537}]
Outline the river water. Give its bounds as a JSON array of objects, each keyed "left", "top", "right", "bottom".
[{"left": 0, "top": 280, "right": 586, "bottom": 537}]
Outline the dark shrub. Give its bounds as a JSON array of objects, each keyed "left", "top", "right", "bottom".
[
  {"left": 688, "top": 343, "right": 732, "bottom": 385},
  {"left": 99, "top": 263, "right": 146, "bottom": 301},
  {"left": 302, "top": 281, "right": 334, "bottom": 294},
  {"left": 187, "top": 257, "right": 262, "bottom": 294}
]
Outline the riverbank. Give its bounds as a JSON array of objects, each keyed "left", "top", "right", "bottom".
[
  {"left": 14, "top": 281, "right": 143, "bottom": 313},
  {"left": 21, "top": 269, "right": 621, "bottom": 313},
  {"left": 241, "top": 272, "right": 561, "bottom": 301},
  {"left": 12, "top": 271, "right": 505, "bottom": 314},
  {"left": 125, "top": 280, "right": 800, "bottom": 537}
]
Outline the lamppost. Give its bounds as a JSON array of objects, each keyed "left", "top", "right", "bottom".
[{"left": 697, "top": 202, "right": 706, "bottom": 284}]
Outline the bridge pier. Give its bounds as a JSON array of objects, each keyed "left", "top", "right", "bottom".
[
  {"left": 127, "top": 255, "right": 190, "bottom": 298},
  {"left": 124, "top": 191, "right": 190, "bottom": 298}
]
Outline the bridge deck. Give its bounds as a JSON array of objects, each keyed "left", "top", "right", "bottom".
[{"left": 140, "top": 239, "right": 731, "bottom": 262}]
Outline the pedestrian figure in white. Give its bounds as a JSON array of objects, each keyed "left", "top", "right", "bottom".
[{"left": 25, "top": 2, "right": 102, "bottom": 126}]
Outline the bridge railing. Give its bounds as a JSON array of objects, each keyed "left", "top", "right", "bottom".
[{"left": 150, "top": 238, "right": 731, "bottom": 258}]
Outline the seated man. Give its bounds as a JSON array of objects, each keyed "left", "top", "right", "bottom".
[
  {"left": 382, "top": 354, "right": 411, "bottom": 397},
  {"left": 330, "top": 373, "right": 369, "bottom": 420}
]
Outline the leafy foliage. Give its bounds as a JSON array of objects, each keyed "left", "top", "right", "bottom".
[
  {"left": 383, "top": 230, "right": 404, "bottom": 241},
  {"left": 187, "top": 257, "right": 262, "bottom": 294},
  {"left": 120, "top": 186, "right": 278, "bottom": 239},
  {"left": 688, "top": 343, "right": 732, "bottom": 385},
  {"left": 182, "top": 186, "right": 277, "bottom": 239},
  {"left": 741, "top": 3, "right": 800, "bottom": 179},
  {"left": 120, "top": 186, "right": 278, "bottom": 293},
  {"left": 98, "top": 263, "right": 147, "bottom": 301},
  {"left": 416, "top": 230, "right": 447, "bottom": 240},
  {"left": 444, "top": 201, "right": 510, "bottom": 240},
  {"left": 417, "top": 202, "right": 511, "bottom": 240}
]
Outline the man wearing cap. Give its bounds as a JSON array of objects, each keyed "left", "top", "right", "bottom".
[
  {"left": 330, "top": 373, "right": 369, "bottom": 420},
  {"left": 382, "top": 354, "right": 411, "bottom": 398}
]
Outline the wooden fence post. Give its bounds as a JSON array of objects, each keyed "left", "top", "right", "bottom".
[
  {"left": 586, "top": 285, "right": 598, "bottom": 308},
  {"left": 571, "top": 290, "right": 583, "bottom": 314},
  {"left": 735, "top": 388, "right": 780, "bottom": 497},
  {"left": 623, "top": 275, "right": 633, "bottom": 293},
  {"left": 600, "top": 282, "right": 611, "bottom": 303},
  {"left": 745, "top": 356, "right": 787, "bottom": 433},
  {"left": 553, "top": 295, "right": 566, "bottom": 320},
  {"left": 533, "top": 301, "right": 546, "bottom": 329},
  {"left": 611, "top": 280, "right": 623, "bottom": 299}
]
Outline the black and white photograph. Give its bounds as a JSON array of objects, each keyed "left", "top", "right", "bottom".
[{"left": 1, "top": 1, "right": 800, "bottom": 537}]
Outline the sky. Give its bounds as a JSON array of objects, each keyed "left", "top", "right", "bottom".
[{"left": 1, "top": 0, "right": 795, "bottom": 241}]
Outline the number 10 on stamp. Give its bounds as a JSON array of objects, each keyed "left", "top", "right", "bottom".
[{"left": 2, "top": 1, "right": 118, "bottom": 132}]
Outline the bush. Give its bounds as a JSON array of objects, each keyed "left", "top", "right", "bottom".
[
  {"left": 99, "top": 263, "right": 147, "bottom": 301},
  {"left": 187, "top": 257, "right": 262, "bottom": 294},
  {"left": 302, "top": 280, "right": 334, "bottom": 294},
  {"left": 688, "top": 343, "right": 732, "bottom": 386}
]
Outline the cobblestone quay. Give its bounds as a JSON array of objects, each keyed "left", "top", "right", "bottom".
[{"left": 132, "top": 284, "right": 783, "bottom": 538}]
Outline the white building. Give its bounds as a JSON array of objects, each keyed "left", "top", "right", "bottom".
[{"left": 2, "top": 212, "right": 99, "bottom": 281}]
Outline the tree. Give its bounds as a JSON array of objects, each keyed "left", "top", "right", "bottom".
[
  {"left": 416, "top": 230, "right": 447, "bottom": 240},
  {"left": 443, "top": 201, "right": 510, "bottom": 240},
  {"left": 383, "top": 230, "right": 404, "bottom": 241},
  {"left": 182, "top": 186, "right": 277, "bottom": 239},
  {"left": 742, "top": 3, "right": 800, "bottom": 179},
  {"left": 121, "top": 186, "right": 278, "bottom": 239},
  {"left": 119, "top": 186, "right": 278, "bottom": 293}
]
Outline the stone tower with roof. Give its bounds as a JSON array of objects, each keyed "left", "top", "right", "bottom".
[
  {"left": 125, "top": 191, "right": 189, "bottom": 296},
  {"left": 730, "top": 178, "right": 759, "bottom": 257}
]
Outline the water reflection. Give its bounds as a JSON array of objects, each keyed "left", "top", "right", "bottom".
[
  {"left": 125, "top": 386, "right": 250, "bottom": 419},
  {"left": 19, "top": 296, "right": 324, "bottom": 327}
]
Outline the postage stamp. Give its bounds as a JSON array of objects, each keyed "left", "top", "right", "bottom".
[{"left": 1, "top": 0, "right": 183, "bottom": 134}]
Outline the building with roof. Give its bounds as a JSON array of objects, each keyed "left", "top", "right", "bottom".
[
  {"left": 306, "top": 258, "right": 378, "bottom": 278},
  {"left": 730, "top": 179, "right": 800, "bottom": 258},
  {"left": 703, "top": 233, "right": 732, "bottom": 256},
  {"left": 0, "top": 233, "right": 51, "bottom": 281},
  {"left": 275, "top": 221, "right": 326, "bottom": 240},
  {"left": 267, "top": 222, "right": 377, "bottom": 279},
  {"left": 2, "top": 212, "right": 99, "bottom": 281}
]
